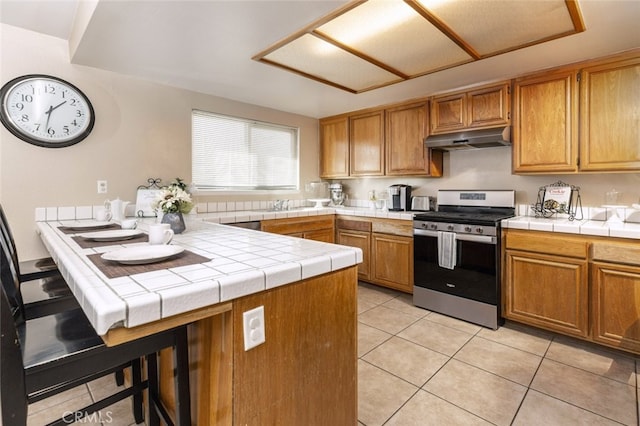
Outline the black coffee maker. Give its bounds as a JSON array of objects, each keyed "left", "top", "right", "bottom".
[{"left": 388, "top": 184, "right": 412, "bottom": 211}]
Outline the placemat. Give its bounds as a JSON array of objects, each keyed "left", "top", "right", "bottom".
[
  {"left": 87, "top": 249, "right": 211, "bottom": 279},
  {"left": 72, "top": 233, "right": 149, "bottom": 249},
  {"left": 58, "top": 223, "right": 121, "bottom": 234}
]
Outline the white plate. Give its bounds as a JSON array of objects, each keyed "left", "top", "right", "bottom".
[
  {"left": 101, "top": 245, "right": 184, "bottom": 265},
  {"left": 80, "top": 229, "right": 144, "bottom": 242},
  {"left": 65, "top": 221, "right": 114, "bottom": 231}
]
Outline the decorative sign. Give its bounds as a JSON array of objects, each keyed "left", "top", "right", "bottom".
[
  {"left": 542, "top": 185, "right": 572, "bottom": 213},
  {"left": 135, "top": 188, "right": 162, "bottom": 217},
  {"left": 531, "top": 180, "right": 583, "bottom": 221}
]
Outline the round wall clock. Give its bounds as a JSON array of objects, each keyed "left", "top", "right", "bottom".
[{"left": 0, "top": 74, "right": 95, "bottom": 148}]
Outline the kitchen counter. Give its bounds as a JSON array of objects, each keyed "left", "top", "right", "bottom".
[
  {"left": 36, "top": 217, "right": 362, "bottom": 336},
  {"left": 198, "top": 207, "right": 640, "bottom": 240},
  {"left": 197, "top": 206, "right": 416, "bottom": 223},
  {"left": 503, "top": 216, "right": 640, "bottom": 240}
]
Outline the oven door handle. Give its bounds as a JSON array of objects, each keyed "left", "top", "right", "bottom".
[{"left": 413, "top": 228, "right": 497, "bottom": 244}]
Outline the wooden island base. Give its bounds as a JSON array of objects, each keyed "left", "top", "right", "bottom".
[{"left": 161, "top": 266, "right": 358, "bottom": 425}]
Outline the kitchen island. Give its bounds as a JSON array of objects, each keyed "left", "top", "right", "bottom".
[{"left": 36, "top": 218, "right": 362, "bottom": 424}]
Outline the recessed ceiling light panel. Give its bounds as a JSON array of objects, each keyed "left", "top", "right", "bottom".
[
  {"left": 263, "top": 33, "right": 403, "bottom": 92},
  {"left": 253, "top": 0, "right": 586, "bottom": 93}
]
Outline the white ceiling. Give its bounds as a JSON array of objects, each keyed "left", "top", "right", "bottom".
[{"left": 1, "top": 0, "right": 639, "bottom": 119}]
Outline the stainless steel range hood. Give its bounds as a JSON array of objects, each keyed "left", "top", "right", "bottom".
[{"left": 424, "top": 126, "right": 511, "bottom": 150}]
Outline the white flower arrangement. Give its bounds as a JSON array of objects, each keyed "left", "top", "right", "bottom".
[{"left": 153, "top": 179, "right": 194, "bottom": 214}]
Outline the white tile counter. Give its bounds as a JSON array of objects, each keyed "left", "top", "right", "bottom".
[
  {"left": 36, "top": 218, "right": 362, "bottom": 335},
  {"left": 196, "top": 206, "right": 415, "bottom": 223},
  {"left": 502, "top": 216, "right": 640, "bottom": 240}
]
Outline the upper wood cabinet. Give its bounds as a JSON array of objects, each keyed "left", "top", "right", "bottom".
[
  {"left": 320, "top": 101, "right": 442, "bottom": 178},
  {"left": 349, "top": 110, "right": 385, "bottom": 177},
  {"left": 513, "top": 50, "right": 640, "bottom": 174},
  {"left": 319, "top": 116, "right": 349, "bottom": 179},
  {"left": 579, "top": 56, "right": 640, "bottom": 172},
  {"left": 385, "top": 101, "right": 443, "bottom": 177},
  {"left": 430, "top": 82, "right": 511, "bottom": 134},
  {"left": 513, "top": 70, "right": 579, "bottom": 173}
]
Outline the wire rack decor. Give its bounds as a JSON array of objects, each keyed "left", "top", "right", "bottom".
[
  {"left": 530, "top": 180, "right": 583, "bottom": 221},
  {"left": 135, "top": 178, "right": 163, "bottom": 217}
]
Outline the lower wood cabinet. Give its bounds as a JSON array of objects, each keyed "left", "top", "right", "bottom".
[
  {"left": 336, "top": 228, "right": 371, "bottom": 281},
  {"left": 336, "top": 216, "right": 413, "bottom": 293},
  {"left": 591, "top": 242, "right": 640, "bottom": 353},
  {"left": 505, "top": 249, "right": 589, "bottom": 337},
  {"left": 261, "top": 215, "right": 335, "bottom": 243},
  {"left": 372, "top": 233, "right": 413, "bottom": 293},
  {"left": 504, "top": 229, "right": 640, "bottom": 355}
]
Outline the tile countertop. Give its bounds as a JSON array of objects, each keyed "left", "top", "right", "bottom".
[
  {"left": 502, "top": 216, "right": 640, "bottom": 240},
  {"left": 195, "top": 206, "right": 416, "bottom": 223},
  {"left": 198, "top": 207, "right": 640, "bottom": 240},
  {"left": 36, "top": 218, "right": 363, "bottom": 335}
]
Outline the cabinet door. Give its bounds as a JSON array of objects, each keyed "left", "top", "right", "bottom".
[
  {"left": 371, "top": 233, "right": 413, "bottom": 293},
  {"left": 336, "top": 229, "right": 371, "bottom": 281},
  {"left": 385, "top": 102, "right": 443, "bottom": 177},
  {"left": 319, "top": 116, "right": 349, "bottom": 178},
  {"left": 504, "top": 250, "right": 588, "bottom": 337},
  {"left": 592, "top": 262, "right": 640, "bottom": 353},
  {"left": 579, "top": 56, "right": 640, "bottom": 172},
  {"left": 430, "top": 92, "right": 466, "bottom": 134},
  {"left": 349, "top": 110, "right": 384, "bottom": 176},
  {"left": 467, "top": 83, "right": 511, "bottom": 128},
  {"left": 513, "top": 70, "right": 579, "bottom": 173}
]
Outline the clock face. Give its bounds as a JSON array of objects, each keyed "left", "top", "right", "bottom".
[{"left": 0, "top": 75, "right": 95, "bottom": 148}]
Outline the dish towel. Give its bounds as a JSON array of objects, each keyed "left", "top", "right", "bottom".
[{"left": 437, "top": 231, "right": 457, "bottom": 270}]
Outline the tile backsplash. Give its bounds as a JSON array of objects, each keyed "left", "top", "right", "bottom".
[
  {"left": 515, "top": 203, "right": 640, "bottom": 223},
  {"left": 36, "top": 201, "right": 640, "bottom": 223}
]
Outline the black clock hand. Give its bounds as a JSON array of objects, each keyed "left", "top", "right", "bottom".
[
  {"left": 44, "top": 101, "right": 66, "bottom": 132},
  {"left": 44, "top": 105, "right": 54, "bottom": 132},
  {"left": 49, "top": 100, "right": 67, "bottom": 113}
]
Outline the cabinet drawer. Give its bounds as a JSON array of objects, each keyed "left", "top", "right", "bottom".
[
  {"left": 261, "top": 215, "right": 334, "bottom": 235},
  {"left": 336, "top": 218, "right": 371, "bottom": 232},
  {"left": 371, "top": 221, "right": 412, "bottom": 237},
  {"left": 592, "top": 242, "right": 640, "bottom": 267},
  {"left": 505, "top": 230, "right": 588, "bottom": 258}
]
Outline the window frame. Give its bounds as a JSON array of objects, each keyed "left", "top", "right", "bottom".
[{"left": 191, "top": 110, "right": 301, "bottom": 194}]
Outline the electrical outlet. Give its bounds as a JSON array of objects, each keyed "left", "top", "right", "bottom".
[
  {"left": 243, "top": 306, "right": 265, "bottom": 351},
  {"left": 97, "top": 180, "right": 108, "bottom": 194}
]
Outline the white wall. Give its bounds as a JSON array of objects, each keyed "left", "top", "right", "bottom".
[
  {"left": 339, "top": 148, "right": 640, "bottom": 207},
  {"left": 0, "top": 24, "right": 319, "bottom": 259}
]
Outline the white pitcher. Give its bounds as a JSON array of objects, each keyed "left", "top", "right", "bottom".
[{"left": 105, "top": 198, "right": 130, "bottom": 222}]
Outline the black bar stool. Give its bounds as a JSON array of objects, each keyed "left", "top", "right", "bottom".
[
  {"left": 0, "top": 204, "right": 78, "bottom": 318},
  {"left": 1, "top": 239, "right": 192, "bottom": 425}
]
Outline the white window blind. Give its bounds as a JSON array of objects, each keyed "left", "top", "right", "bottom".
[{"left": 192, "top": 110, "right": 299, "bottom": 190}]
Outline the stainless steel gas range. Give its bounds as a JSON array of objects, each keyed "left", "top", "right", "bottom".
[{"left": 413, "top": 190, "right": 515, "bottom": 329}]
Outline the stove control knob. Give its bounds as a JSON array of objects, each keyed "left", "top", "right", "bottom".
[
  {"left": 429, "top": 224, "right": 438, "bottom": 230},
  {"left": 464, "top": 226, "right": 472, "bottom": 233},
  {"left": 447, "top": 225, "right": 454, "bottom": 231},
  {"left": 476, "top": 227, "right": 484, "bottom": 234}
]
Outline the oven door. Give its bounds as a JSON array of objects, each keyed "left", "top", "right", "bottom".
[{"left": 413, "top": 228, "right": 498, "bottom": 305}]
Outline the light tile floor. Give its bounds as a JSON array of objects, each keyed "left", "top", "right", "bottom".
[
  {"left": 26, "top": 374, "right": 138, "bottom": 426},
  {"left": 27, "top": 281, "right": 639, "bottom": 426},
  {"left": 357, "top": 282, "right": 639, "bottom": 426}
]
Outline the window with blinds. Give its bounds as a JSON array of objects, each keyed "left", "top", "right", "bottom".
[{"left": 192, "top": 110, "right": 299, "bottom": 191}]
